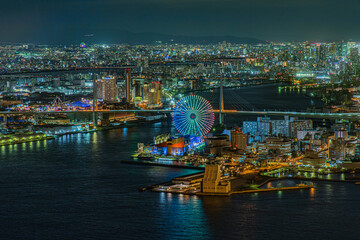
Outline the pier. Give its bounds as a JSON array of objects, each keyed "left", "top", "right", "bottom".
[{"left": 197, "top": 184, "right": 314, "bottom": 197}]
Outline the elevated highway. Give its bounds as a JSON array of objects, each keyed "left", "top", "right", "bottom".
[{"left": 0, "top": 66, "right": 136, "bottom": 77}]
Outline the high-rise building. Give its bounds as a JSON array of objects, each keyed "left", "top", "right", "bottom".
[
  {"left": 329, "top": 138, "right": 345, "bottom": 160},
  {"left": 290, "top": 120, "right": 313, "bottom": 138},
  {"left": 304, "top": 43, "right": 311, "bottom": 59},
  {"left": 125, "top": 69, "right": 131, "bottom": 103},
  {"left": 243, "top": 116, "right": 307, "bottom": 138},
  {"left": 143, "top": 83, "right": 149, "bottom": 102},
  {"left": 96, "top": 79, "right": 104, "bottom": 100},
  {"left": 272, "top": 121, "right": 286, "bottom": 137},
  {"left": 243, "top": 117, "right": 272, "bottom": 136},
  {"left": 257, "top": 117, "right": 271, "bottom": 136},
  {"left": 103, "top": 76, "right": 117, "bottom": 102},
  {"left": 148, "top": 81, "right": 162, "bottom": 105},
  {"left": 318, "top": 44, "right": 327, "bottom": 61},
  {"left": 133, "top": 79, "right": 143, "bottom": 99},
  {"left": 242, "top": 121, "right": 258, "bottom": 135},
  {"left": 231, "top": 130, "right": 247, "bottom": 150},
  {"left": 271, "top": 119, "right": 290, "bottom": 137},
  {"left": 96, "top": 76, "right": 118, "bottom": 102}
]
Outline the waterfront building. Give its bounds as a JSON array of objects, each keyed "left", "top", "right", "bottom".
[
  {"left": 167, "top": 137, "right": 185, "bottom": 156},
  {"left": 41, "top": 117, "right": 70, "bottom": 125},
  {"left": 301, "top": 151, "right": 327, "bottom": 168},
  {"left": 202, "top": 165, "right": 231, "bottom": 194},
  {"left": 154, "top": 135, "right": 185, "bottom": 156},
  {"left": 33, "top": 124, "right": 82, "bottom": 135},
  {"left": 154, "top": 133, "right": 171, "bottom": 145}
]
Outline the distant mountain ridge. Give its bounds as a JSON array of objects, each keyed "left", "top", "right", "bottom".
[
  {"left": 85, "top": 31, "right": 267, "bottom": 45},
  {"left": 0, "top": 31, "right": 266, "bottom": 45}
]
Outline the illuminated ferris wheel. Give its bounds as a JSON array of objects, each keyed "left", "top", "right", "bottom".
[{"left": 173, "top": 95, "right": 215, "bottom": 136}]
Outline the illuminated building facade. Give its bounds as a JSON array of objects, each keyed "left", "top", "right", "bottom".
[
  {"left": 154, "top": 134, "right": 185, "bottom": 156},
  {"left": 242, "top": 121, "right": 258, "bottom": 135},
  {"left": 243, "top": 116, "right": 312, "bottom": 138},
  {"left": 148, "top": 81, "right": 162, "bottom": 105},
  {"left": 290, "top": 120, "right": 313, "bottom": 138},
  {"left": 328, "top": 138, "right": 346, "bottom": 160},
  {"left": 96, "top": 76, "right": 118, "bottom": 102},
  {"left": 271, "top": 119, "right": 290, "bottom": 137},
  {"left": 202, "top": 165, "right": 231, "bottom": 193},
  {"left": 257, "top": 137, "right": 292, "bottom": 155},
  {"left": 125, "top": 69, "right": 131, "bottom": 103},
  {"left": 230, "top": 130, "right": 247, "bottom": 151}
]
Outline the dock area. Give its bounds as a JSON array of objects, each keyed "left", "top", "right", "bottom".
[
  {"left": 275, "top": 176, "right": 358, "bottom": 183},
  {"left": 145, "top": 169, "right": 316, "bottom": 197},
  {"left": 197, "top": 184, "right": 314, "bottom": 197},
  {"left": 122, "top": 159, "right": 205, "bottom": 170},
  {"left": 0, "top": 133, "right": 55, "bottom": 146},
  {"left": 140, "top": 163, "right": 360, "bottom": 197},
  {"left": 150, "top": 179, "right": 314, "bottom": 197}
]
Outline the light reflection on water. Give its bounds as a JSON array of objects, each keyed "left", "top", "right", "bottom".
[
  {"left": 0, "top": 134, "right": 358, "bottom": 240},
  {"left": 0, "top": 86, "right": 359, "bottom": 239}
]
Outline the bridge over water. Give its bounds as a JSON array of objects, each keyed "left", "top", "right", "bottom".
[{"left": 0, "top": 109, "right": 359, "bottom": 120}]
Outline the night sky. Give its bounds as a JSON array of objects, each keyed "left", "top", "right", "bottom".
[{"left": 1, "top": 0, "right": 360, "bottom": 44}]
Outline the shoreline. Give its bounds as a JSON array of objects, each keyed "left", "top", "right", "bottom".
[
  {"left": 121, "top": 160, "right": 205, "bottom": 170},
  {"left": 0, "top": 135, "right": 55, "bottom": 146},
  {"left": 198, "top": 185, "right": 314, "bottom": 197},
  {"left": 141, "top": 169, "right": 360, "bottom": 196}
]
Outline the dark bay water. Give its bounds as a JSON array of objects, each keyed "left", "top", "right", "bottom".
[
  {"left": 1, "top": 86, "right": 359, "bottom": 240},
  {"left": 197, "top": 84, "right": 323, "bottom": 112}
]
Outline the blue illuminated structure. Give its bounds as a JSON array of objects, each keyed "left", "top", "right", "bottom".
[{"left": 173, "top": 95, "right": 215, "bottom": 136}]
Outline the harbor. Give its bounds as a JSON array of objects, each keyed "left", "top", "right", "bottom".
[
  {"left": 137, "top": 163, "right": 319, "bottom": 197},
  {"left": 136, "top": 160, "right": 360, "bottom": 197},
  {"left": 200, "top": 184, "right": 315, "bottom": 197},
  {"left": 148, "top": 172, "right": 315, "bottom": 197},
  {"left": 0, "top": 132, "right": 54, "bottom": 146}
]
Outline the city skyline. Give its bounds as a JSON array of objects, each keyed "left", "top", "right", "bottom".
[{"left": 2, "top": 1, "right": 360, "bottom": 239}]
